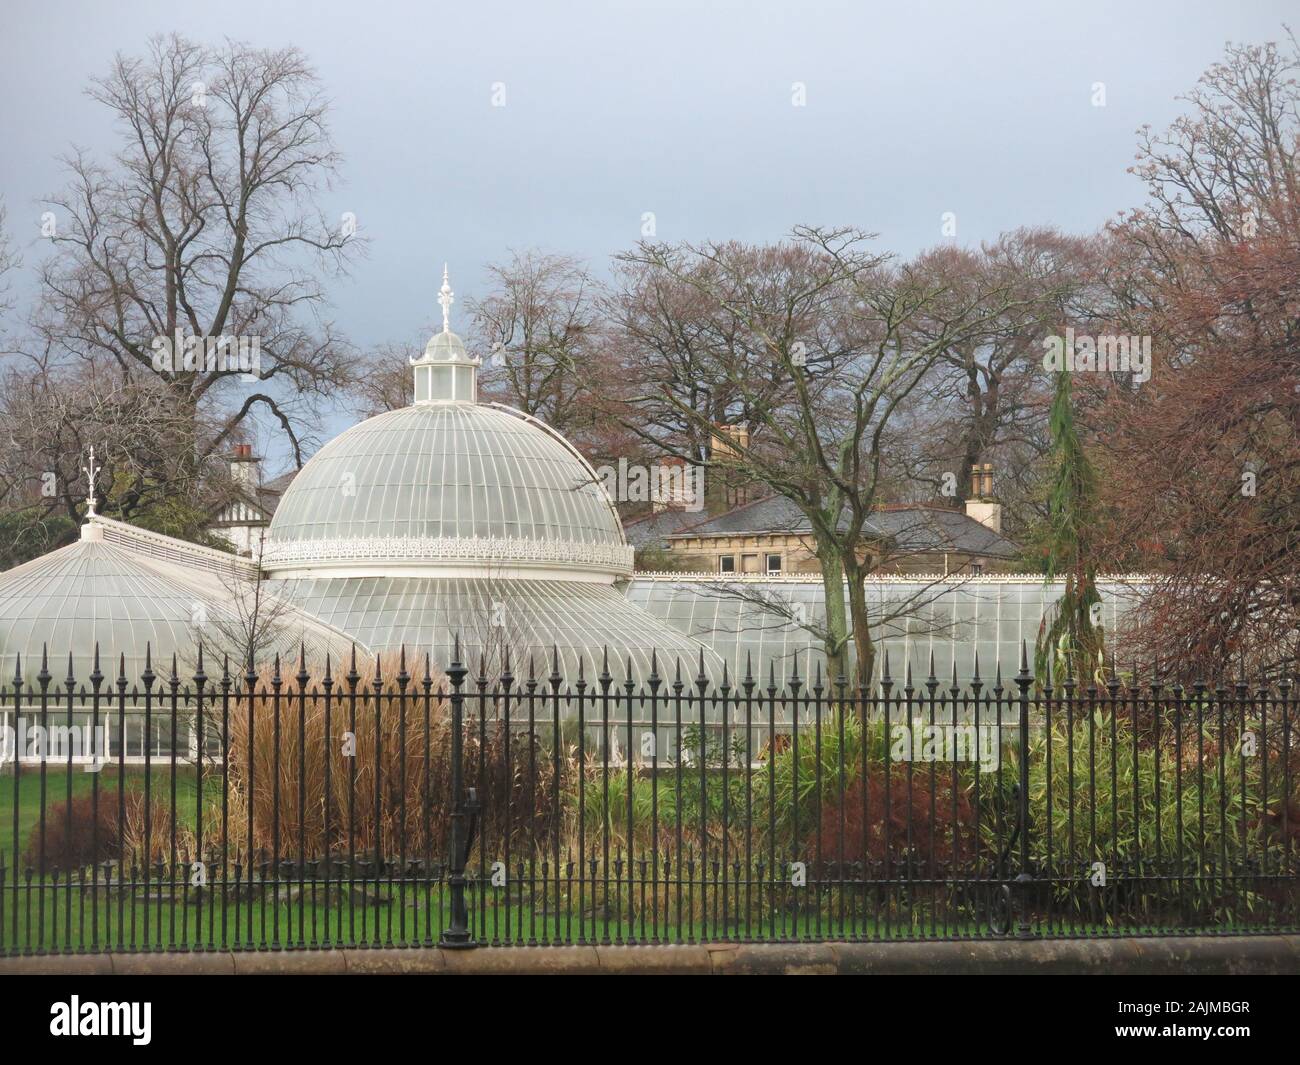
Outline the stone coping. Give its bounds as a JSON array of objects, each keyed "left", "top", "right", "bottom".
[{"left": 2, "top": 935, "right": 1297, "bottom": 975}]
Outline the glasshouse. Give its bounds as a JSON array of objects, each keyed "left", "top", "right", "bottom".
[{"left": 0, "top": 274, "right": 1147, "bottom": 691}]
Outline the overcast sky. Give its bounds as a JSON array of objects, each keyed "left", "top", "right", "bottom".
[{"left": 1, "top": 0, "right": 1294, "bottom": 452}]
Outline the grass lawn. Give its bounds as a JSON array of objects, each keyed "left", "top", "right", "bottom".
[
  {"left": 0, "top": 766, "right": 202, "bottom": 864},
  {"left": 2, "top": 769, "right": 1293, "bottom": 952},
  {"left": 2, "top": 876, "right": 1287, "bottom": 952}
]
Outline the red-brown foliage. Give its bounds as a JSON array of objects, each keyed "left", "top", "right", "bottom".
[{"left": 816, "top": 766, "right": 977, "bottom": 873}]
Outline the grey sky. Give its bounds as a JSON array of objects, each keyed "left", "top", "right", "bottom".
[{"left": 1, "top": 0, "right": 1293, "bottom": 454}]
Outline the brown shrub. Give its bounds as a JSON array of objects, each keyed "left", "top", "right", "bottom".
[
  {"left": 816, "top": 765, "right": 977, "bottom": 874},
  {"left": 223, "top": 654, "right": 561, "bottom": 865},
  {"left": 22, "top": 794, "right": 118, "bottom": 873},
  {"left": 20, "top": 787, "right": 184, "bottom": 872}
]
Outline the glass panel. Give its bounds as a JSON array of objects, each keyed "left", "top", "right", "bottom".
[
  {"left": 453, "top": 366, "right": 475, "bottom": 401},
  {"left": 430, "top": 365, "right": 454, "bottom": 399}
]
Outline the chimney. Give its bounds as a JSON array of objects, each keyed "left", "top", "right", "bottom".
[
  {"left": 711, "top": 423, "right": 750, "bottom": 508},
  {"left": 964, "top": 462, "right": 1002, "bottom": 533},
  {"left": 230, "top": 443, "right": 259, "bottom": 490}
]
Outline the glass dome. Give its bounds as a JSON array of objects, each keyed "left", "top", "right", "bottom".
[
  {"left": 0, "top": 530, "right": 362, "bottom": 682},
  {"left": 263, "top": 403, "right": 633, "bottom": 579}
]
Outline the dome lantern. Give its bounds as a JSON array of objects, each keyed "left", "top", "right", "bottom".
[{"left": 411, "top": 264, "right": 480, "bottom": 404}]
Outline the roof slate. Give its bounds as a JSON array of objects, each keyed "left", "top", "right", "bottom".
[{"left": 662, "top": 494, "right": 1020, "bottom": 559}]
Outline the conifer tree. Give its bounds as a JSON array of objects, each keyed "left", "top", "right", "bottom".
[{"left": 1035, "top": 368, "right": 1105, "bottom": 684}]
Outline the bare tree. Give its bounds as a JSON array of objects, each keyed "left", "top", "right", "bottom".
[
  {"left": 895, "top": 229, "right": 1091, "bottom": 535},
  {"left": 0, "top": 359, "right": 226, "bottom": 562},
  {"left": 613, "top": 227, "right": 1035, "bottom": 688},
  {"left": 352, "top": 339, "right": 424, "bottom": 417},
  {"left": 35, "top": 34, "right": 362, "bottom": 494},
  {"left": 209, "top": 534, "right": 295, "bottom": 671},
  {"left": 1093, "top": 32, "right": 1300, "bottom": 679},
  {"left": 0, "top": 200, "right": 17, "bottom": 327},
  {"left": 471, "top": 251, "right": 612, "bottom": 447}
]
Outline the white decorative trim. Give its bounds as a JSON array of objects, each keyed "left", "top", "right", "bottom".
[
  {"left": 262, "top": 535, "right": 634, "bottom": 575},
  {"left": 93, "top": 516, "right": 258, "bottom": 578},
  {"left": 628, "top": 571, "right": 1156, "bottom": 584}
]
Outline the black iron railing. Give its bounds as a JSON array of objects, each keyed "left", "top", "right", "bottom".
[{"left": 0, "top": 639, "right": 1297, "bottom": 954}]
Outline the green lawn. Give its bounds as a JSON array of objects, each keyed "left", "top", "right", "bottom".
[
  {"left": 2, "top": 768, "right": 1293, "bottom": 952},
  {"left": 2, "top": 879, "right": 1288, "bottom": 952},
  {"left": 0, "top": 766, "right": 201, "bottom": 865}
]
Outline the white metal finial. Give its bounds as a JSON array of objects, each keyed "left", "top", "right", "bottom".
[
  {"left": 82, "top": 445, "right": 101, "bottom": 518},
  {"left": 438, "top": 264, "right": 454, "bottom": 333}
]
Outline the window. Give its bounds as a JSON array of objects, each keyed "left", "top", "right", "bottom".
[
  {"left": 429, "top": 365, "right": 454, "bottom": 399},
  {"left": 766, "top": 553, "right": 783, "bottom": 573},
  {"left": 719, "top": 555, "right": 736, "bottom": 573},
  {"left": 970, "top": 562, "right": 983, "bottom": 575}
]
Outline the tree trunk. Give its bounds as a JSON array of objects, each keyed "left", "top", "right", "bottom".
[
  {"left": 842, "top": 554, "right": 877, "bottom": 693},
  {"left": 816, "top": 538, "right": 850, "bottom": 683}
]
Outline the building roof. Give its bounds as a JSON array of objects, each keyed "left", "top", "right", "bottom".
[
  {"left": 623, "top": 508, "right": 712, "bottom": 550},
  {"left": 262, "top": 401, "right": 633, "bottom": 579},
  {"left": 624, "top": 574, "right": 1144, "bottom": 686},
  {"left": 270, "top": 574, "right": 727, "bottom": 684},
  {"left": 0, "top": 523, "right": 364, "bottom": 680},
  {"left": 663, "top": 494, "right": 1020, "bottom": 559}
]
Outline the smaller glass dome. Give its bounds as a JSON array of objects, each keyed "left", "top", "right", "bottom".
[
  {"left": 422, "top": 330, "right": 474, "bottom": 364},
  {"left": 411, "top": 266, "right": 481, "bottom": 403}
]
